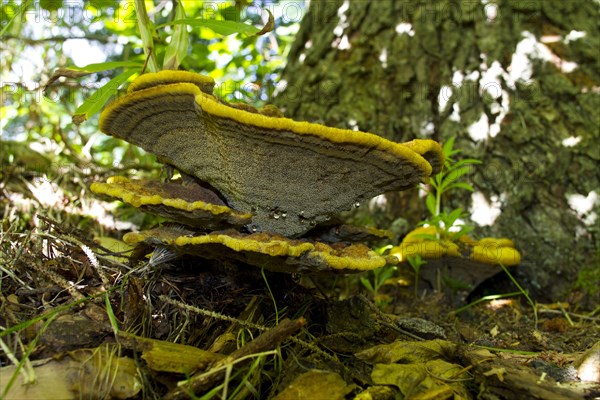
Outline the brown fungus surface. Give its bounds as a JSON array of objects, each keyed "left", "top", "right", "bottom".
[
  {"left": 305, "top": 223, "right": 393, "bottom": 244},
  {"left": 124, "top": 227, "right": 388, "bottom": 274},
  {"left": 100, "top": 71, "right": 444, "bottom": 237},
  {"left": 90, "top": 177, "right": 251, "bottom": 230}
]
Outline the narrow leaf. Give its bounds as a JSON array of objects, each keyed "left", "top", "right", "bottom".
[
  {"left": 442, "top": 136, "right": 456, "bottom": 157},
  {"left": 360, "top": 277, "right": 374, "bottom": 292},
  {"left": 163, "top": 1, "right": 189, "bottom": 70},
  {"left": 255, "top": 9, "right": 275, "bottom": 36},
  {"left": 72, "top": 69, "right": 138, "bottom": 125},
  {"left": 449, "top": 225, "right": 475, "bottom": 240},
  {"left": 440, "top": 166, "right": 471, "bottom": 191},
  {"left": 0, "top": 0, "right": 33, "bottom": 38},
  {"left": 426, "top": 193, "right": 437, "bottom": 216},
  {"left": 445, "top": 159, "right": 480, "bottom": 175},
  {"left": 65, "top": 61, "right": 144, "bottom": 73},
  {"left": 105, "top": 292, "right": 120, "bottom": 335},
  {"left": 160, "top": 18, "right": 260, "bottom": 36},
  {"left": 446, "top": 208, "right": 464, "bottom": 227},
  {"left": 445, "top": 182, "right": 475, "bottom": 192}
]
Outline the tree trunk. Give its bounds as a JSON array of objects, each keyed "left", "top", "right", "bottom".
[{"left": 274, "top": 0, "right": 600, "bottom": 301}]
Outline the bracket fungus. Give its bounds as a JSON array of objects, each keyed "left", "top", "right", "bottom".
[
  {"left": 99, "top": 71, "right": 443, "bottom": 237},
  {"left": 91, "top": 176, "right": 251, "bottom": 229},
  {"left": 123, "top": 226, "right": 390, "bottom": 274},
  {"left": 390, "top": 226, "right": 521, "bottom": 289}
]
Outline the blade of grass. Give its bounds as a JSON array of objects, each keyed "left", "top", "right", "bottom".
[
  {"left": 105, "top": 292, "right": 120, "bottom": 336},
  {"left": 498, "top": 262, "right": 538, "bottom": 328},
  {"left": 1, "top": 313, "right": 58, "bottom": 398},
  {"left": 451, "top": 291, "right": 523, "bottom": 315},
  {"left": 0, "top": 282, "right": 126, "bottom": 338},
  {"left": 261, "top": 267, "right": 279, "bottom": 325}
]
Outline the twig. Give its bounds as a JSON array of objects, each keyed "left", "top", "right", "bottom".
[
  {"left": 164, "top": 317, "right": 305, "bottom": 400},
  {"left": 2, "top": 34, "right": 116, "bottom": 44}
]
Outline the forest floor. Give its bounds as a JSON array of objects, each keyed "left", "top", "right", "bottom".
[{"left": 1, "top": 163, "right": 600, "bottom": 399}]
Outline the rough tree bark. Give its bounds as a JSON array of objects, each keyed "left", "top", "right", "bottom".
[{"left": 274, "top": 0, "right": 599, "bottom": 301}]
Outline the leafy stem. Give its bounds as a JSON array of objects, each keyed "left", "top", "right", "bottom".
[{"left": 421, "top": 136, "right": 481, "bottom": 239}]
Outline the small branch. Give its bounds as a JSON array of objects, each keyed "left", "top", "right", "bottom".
[
  {"left": 164, "top": 317, "right": 306, "bottom": 400},
  {"left": 2, "top": 34, "right": 116, "bottom": 44}
]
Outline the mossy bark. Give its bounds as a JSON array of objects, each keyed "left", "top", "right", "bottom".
[{"left": 274, "top": 0, "right": 600, "bottom": 301}]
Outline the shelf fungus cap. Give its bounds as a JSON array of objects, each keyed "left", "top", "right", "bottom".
[
  {"left": 127, "top": 70, "right": 215, "bottom": 94},
  {"left": 123, "top": 227, "right": 388, "bottom": 274},
  {"left": 99, "top": 71, "right": 444, "bottom": 237},
  {"left": 390, "top": 227, "right": 521, "bottom": 290},
  {"left": 390, "top": 226, "right": 521, "bottom": 267},
  {"left": 90, "top": 177, "right": 251, "bottom": 230}
]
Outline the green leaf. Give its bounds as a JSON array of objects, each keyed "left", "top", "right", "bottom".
[
  {"left": 72, "top": 69, "right": 138, "bottom": 124},
  {"left": 105, "top": 292, "right": 120, "bottom": 335},
  {"left": 440, "top": 166, "right": 471, "bottom": 191},
  {"left": 66, "top": 61, "right": 144, "bottom": 73},
  {"left": 40, "top": 0, "right": 63, "bottom": 12},
  {"left": 0, "top": 0, "right": 33, "bottom": 38},
  {"left": 163, "top": 1, "right": 189, "bottom": 70},
  {"left": 378, "top": 266, "right": 396, "bottom": 283},
  {"left": 360, "top": 277, "right": 374, "bottom": 292},
  {"left": 442, "top": 136, "right": 456, "bottom": 156},
  {"left": 445, "top": 158, "right": 481, "bottom": 174},
  {"left": 425, "top": 192, "right": 437, "bottom": 216},
  {"left": 160, "top": 18, "right": 260, "bottom": 36},
  {"left": 443, "top": 208, "right": 464, "bottom": 228},
  {"left": 449, "top": 225, "right": 475, "bottom": 240},
  {"left": 445, "top": 182, "right": 475, "bottom": 192}
]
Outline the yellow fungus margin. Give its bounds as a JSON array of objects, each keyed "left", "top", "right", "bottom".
[
  {"left": 124, "top": 229, "right": 387, "bottom": 273},
  {"left": 127, "top": 70, "right": 215, "bottom": 93},
  {"left": 90, "top": 177, "right": 252, "bottom": 228},
  {"left": 390, "top": 226, "right": 521, "bottom": 267},
  {"left": 101, "top": 75, "right": 443, "bottom": 178}
]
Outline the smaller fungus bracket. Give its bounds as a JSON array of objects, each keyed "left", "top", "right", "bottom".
[
  {"left": 390, "top": 227, "right": 521, "bottom": 267},
  {"left": 124, "top": 227, "right": 388, "bottom": 274},
  {"left": 99, "top": 71, "right": 444, "bottom": 237},
  {"left": 390, "top": 226, "right": 521, "bottom": 290},
  {"left": 90, "top": 177, "right": 252, "bottom": 230}
]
